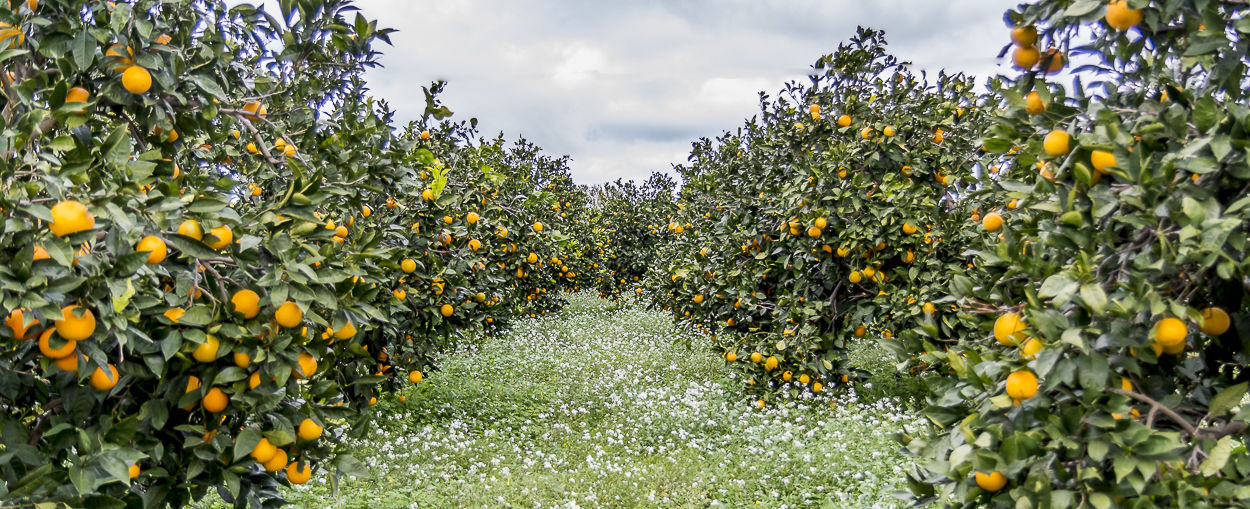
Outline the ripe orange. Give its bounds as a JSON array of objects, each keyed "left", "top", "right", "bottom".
[
  {"left": 37, "top": 329, "right": 76, "bottom": 358},
  {"left": 90, "top": 363, "right": 119, "bottom": 391},
  {"left": 55, "top": 305, "right": 96, "bottom": 341},
  {"left": 298, "top": 418, "right": 323, "bottom": 440},
  {"left": 177, "top": 219, "right": 204, "bottom": 240},
  {"left": 1153, "top": 317, "right": 1187, "bottom": 350},
  {"left": 1020, "top": 338, "right": 1044, "bottom": 359},
  {"left": 725, "top": 351, "right": 737, "bottom": 362},
  {"left": 976, "top": 471, "right": 1007, "bottom": 492},
  {"left": 837, "top": 115, "right": 851, "bottom": 127},
  {"left": 32, "top": 245, "right": 50, "bottom": 261},
  {"left": 1040, "top": 49, "right": 1065, "bottom": 73},
  {"left": 982, "top": 212, "right": 1004, "bottom": 232},
  {"left": 250, "top": 438, "right": 278, "bottom": 463},
  {"left": 764, "top": 356, "right": 778, "bottom": 371},
  {"left": 1200, "top": 307, "right": 1230, "bottom": 336},
  {"left": 121, "top": 65, "right": 152, "bottom": 94},
  {"left": 135, "top": 236, "right": 167, "bottom": 264},
  {"left": 807, "top": 226, "right": 821, "bottom": 237},
  {"left": 49, "top": 200, "right": 95, "bottom": 237},
  {"left": 1010, "top": 25, "right": 1037, "bottom": 47},
  {"left": 1043, "top": 130, "right": 1070, "bottom": 156},
  {"left": 293, "top": 352, "right": 318, "bottom": 379},
  {"left": 1012, "top": 46, "right": 1039, "bottom": 70},
  {"left": 5, "top": 308, "right": 38, "bottom": 340},
  {"left": 286, "top": 461, "right": 312, "bottom": 484},
  {"left": 400, "top": 258, "right": 417, "bottom": 273},
  {"left": 275, "top": 301, "right": 303, "bottom": 328},
  {"left": 230, "top": 289, "right": 260, "bottom": 319},
  {"left": 202, "top": 387, "right": 228, "bottom": 413},
  {"left": 193, "top": 334, "right": 220, "bottom": 363},
  {"left": 420, "top": 130, "right": 431, "bottom": 140},
  {"left": 1024, "top": 91, "right": 1045, "bottom": 114},
  {"left": 408, "top": 370, "right": 423, "bottom": 383},
  {"left": 334, "top": 321, "right": 356, "bottom": 340},
  {"left": 1005, "top": 370, "right": 1038, "bottom": 401},
  {"left": 206, "top": 225, "right": 233, "bottom": 250},
  {"left": 440, "top": 304, "right": 454, "bottom": 317},
  {"left": 263, "top": 448, "right": 287, "bottom": 472},
  {"left": 129, "top": 464, "right": 141, "bottom": 479},
  {"left": 466, "top": 212, "right": 480, "bottom": 224},
  {"left": 902, "top": 223, "right": 918, "bottom": 235},
  {"left": 54, "top": 351, "right": 82, "bottom": 371},
  {"left": 994, "top": 312, "right": 1027, "bottom": 345},
  {"left": 812, "top": 382, "right": 823, "bottom": 393},
  {"left": 749, "top": 352, "right": 762, "bottom": 364},
  {"left": 242, "top": 101, "right": 267, "bottom": 120},
  {"left": 533, "top": 221, "right": 544, "bottom": 232},
  {"left": 848, "top": 271, "right": 863, "bottom": 284},
  {"left": 1090, "top": 150, "right": 1116, "bottom": 173},
  {"left": 233, "top": 352, "right": 251, "bottom": 369}
]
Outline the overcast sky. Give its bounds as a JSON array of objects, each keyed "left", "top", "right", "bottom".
[{"left": 351, "top": 1, "right": 1013, "bottom": 185}]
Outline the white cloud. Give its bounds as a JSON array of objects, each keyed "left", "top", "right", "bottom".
[{"left": 353, "top": 0, "right": 1011, "bottom": 184}]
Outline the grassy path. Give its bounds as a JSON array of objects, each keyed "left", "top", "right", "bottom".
[{"left": 281, "top": 294, "right": 920, "bottom": 508}]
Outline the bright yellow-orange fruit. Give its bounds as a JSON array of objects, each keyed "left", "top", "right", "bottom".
[
  {"left": 982, "top": 212, "right": 1004, "bottom": 232},
  {"left": 263, "top": 448, "right": 287, "bottom": 472},
  {"left": 1153, "top": 317, "right": 1187, "bottom": 349},
  {"left": 764, "top": 356, "right": 779, "bottom": 371},
  {"left": 275, "top": 301, "right": 303, "bottom": 328},
  {"left": 1012, "top": 46, "right": 1039, "bottom": 69},
  {"left": 230, "top": 289, "right": 260, "bottom": 319},
  {"left": 409, "top": 370, "right": 423, "bottom": 383},
  {"left": 49, "top": 200, "right": 95, "bottom": 237},
  {"left": 90, "top": 363, "right": 119, "bottom": 391},
  {"left": 976, "top": 471, "right": 1007, "bottom": 492},
  {"left": 121, "top": 65, "right": 152, "bottom": 94},
  {"left": 250, "top": 438, "right": 277, "bottom": 463},
  {"left": 725, "top": 351, "right": 737, "bottom": 362},
  {"left": 286, "top": 461, "right": 312, "bottom": 484},
  {"left": 1105, "top": 1, "right": 1142, "bottom": 31},
  {"left": 1010, "top": 25, "right": 1037, "bottom": 47},
  {"left": 55, "top": 305, "right": 95, "bottom": 341},
  {"left": 335, "top": 321, "right": 356, "bottom": 339},
  {"left": 1090, "top": 150, "right": 1116, "bottom": 173},
  {"left": 1043, "top": 130, "right": 1070, "bottom": 156},
  {"left": 177, "top": 219, "right": 204, "bottom": 240},
  {"left": 440, "top": 304, "right": 454, "bottom": 317},
  {"left": 466, "top": 212, "right": 480, "bottom": 224},
  {"left": 5, "top": 308, "right": 38, "bottom": 341},
  {"left": 293, "top": 352, "right": 318, "bottom": 379},
  {"left": 298, "top": 418, "right": 323, "bottom": 441},
  {"left": 994, "top": 312, "right": 1027, "bottom": 346},
  {"left": 750, "top": 352, "right": 763, "bottom": 364},
  {"left": 37, "top": 329, "right": 76, "bottom": 358},
  {"left": 202, "top": 387, "right": 228, "bottom": 412},
  {"left": 233, "top": 352, "right": 250, "bottom": 369},
  {"left": 401, "top": 258, "right": 416, "bottom": 273},
  {"left": 206, "top": 225, "right": 233, "bottom": 250},
  {"left": 1024, "top": 91, "right": 1045, "bottom": 114},
  {"left": 1005, "top": 370, "right": 1038, "bottom": 401},
  {"left": 1200, "top": 307, "right": 1230, "bottom": 336},
  {"left": 136, "top": 236, "right": 167, "bottom": 264},
  {"left": 837, "top": 115, "right": 851, "bottom": 127},
  {"left": 192, "top": 334, "right": 220, "bottom": 363}
]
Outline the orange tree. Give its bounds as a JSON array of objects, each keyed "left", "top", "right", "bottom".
[
  {"left": 644, "top": 28, "right": 997, "bottom": 402},
  {"left": 0, "top": 0, "right": 588, "bottom": 506},
  {"left": 586, "top": 172, "right": 678, "bottom": 302},
  {"left": 901, "top": 0, "right": 1250, "bottom": 506}
]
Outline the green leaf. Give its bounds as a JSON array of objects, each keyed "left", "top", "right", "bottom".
[
  {"left": 1079, "top": 284, "right": 1107, "bottom": 315},
  {"left": 1200, "top": 436, "right": 1234, "bottom": 476},
  {"left": 233, "top": 429, "right": 261, "bottom": 461},
  {"left": 1038, "top": 273, "right": 1078, "bottom": 305},
  {"left": 1208, "top": 382, "right": 1248, "bottom": 418}
]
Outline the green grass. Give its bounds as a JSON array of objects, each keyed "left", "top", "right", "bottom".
[{"left": 202, "top": 294, "right": 923, "bottom": 508}]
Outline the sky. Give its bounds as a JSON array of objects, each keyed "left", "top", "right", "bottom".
[{"left": 351, "top": 1, "right": 1015, "bottom": 185}]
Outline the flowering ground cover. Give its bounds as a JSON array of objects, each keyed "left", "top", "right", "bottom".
[{"left": 200, "top": 293, "right": 922, "bottom": 508}]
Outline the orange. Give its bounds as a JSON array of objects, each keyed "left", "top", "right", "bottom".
[
  {"left": 807, "top": 226, "right": 821, "bottom": 237},
  {"left": 121, "top": 65, "right": 152, "bottom": 94},
  {"left": 37, "top": 329, "right": 76, "bottom": 358},
  {"left": 922, "top": 302, "right": 936, "bottom": 316},
  {"left": 440, "top": 304, "right": 454, "bottom": 317},
  {"left": 275, "top": 301, "right": 303, "bottom": 328},
  {"left": 1020, "top": 337, "right": 1044, "bottom": 359},
  {"left": 902, "top": 223, "right": 918, "bottom": 235},
  {"left": 5, "top": 308, "right": 38, "bottom": 340},
  {"left": 233, "top": 352, "right": 250, "bottom": 369},
  {"left": 293, "top": 352, "right": 318, "bottom": 379},
  {"left": 468, "top": 239, "right": 482, "bottom": 251},
  {"left": 182, "top": 375, "right": 202, "bottom": 410},
  {"left": 763, "top": 356, "right": 778, "bottom": 371},
  {"left": 129, "top": 464, "right": 141, "bottom": 479},
  {"left": 65, "top": 86, "right": 90, "bottom": 112},
  {"left": 1010, "top": 25, "right": 1037, "bottom": 47},
  {"left": 725, "top": 351, "right": 737, "bottom": 362},
  {"left": 497, "top": 226, "right": 508, "bottom": 238},
  {"left": 837, "top": 115, "right": 851, "bottom": 127},
  {"left": 994, "top": 312, "right": 1027, "bottom": 345},
  {"left": 420, "top": 130, "right": 430, "bottom": 140},
  {"left": 90, "top": 363, "right": 119, "bottom": 391},
  {"left": 334, "top": 321, "right": 356, "bottom": 340},
  {"left": 1153, "top": 317, "right": 1187, "bottom": 348},
  {"left": 408, "top": 370, "right": 423, "bottom": 383},
  {"left": 248, "top": 371, "right": 262, "bottom": 389},
  {"left": 55, "top": 305, "right": 96, "bottom": 341},
  {"left": 49, "top": 200, "right": 95, "bottom": 237},
  {"left": 286, "top": 461, "right": 312, "bottom": 484},
  {"left": 202, "top": 387, "right": 228, "bottom": 413},
  {"left": 422, "top": 189, "right": 434, "bottom": 201},
  {"left": 135, "top": 236, "right": 167, "bottom": 264},
  {"left": 466, "top": 212, "right": 480, "bottom": 224},
  {"left": 193, "top": 334, "right": 219, "bottom": 363},
  {"left": 1024, "top": 91, "right": 1045, "bottom": 114},
  {"left": 1200, "top": 307, "right": 1230, "bottom": 336},
  {"left": 298, "top": 418, "right": 323, "bottom": 440},
  {"left": 1012, "top": 46, "right": 1039, "bottom": 70},
  {"left": 812, "top": 382, "right": 823, "bottom": 393},
  {"left": 848, "top": 271, "right": 862, "bottom": 284},
  {"left": 1040, "top": 49, "right": 1065, "bottom": 73},
  {"left": 361, "top": 205, "right": 372, "bottom": 217},
  {"left": 976, "top": 471, "right": 1007, "bottom": 492},
  {"left": 533, "top": 221, "right": 544, "bottom": 232},
  {"left": 1090, "top": 150, "right": 1116, "bottom": 173},
  {"left": 401, "top": 258, "right": 416, "bottom": 273},
  {"left": 0, "top": 21, "right": 25, "bottom": 49},
  {"left": 982, "top": 212, "right": 1004, "bottom": 232},
  {"left": 750, "top": 352, "right": 763, "bottom": 364},
  {"left": 32, "top": 245, "right": 50, "bottom": 261},
  {"left": 263, "top": 448, "right": 287, "bottom": 472},
  {"left": 54, "top": 351, "right": 81, "bottom": 371},
  {"left": 250, "top": 438, "right": 278, "bottom": 463},
  {"left": 1005, "top": 370, "right": 1038, "bottom": 401},
  {"left": 334, "top": 225, "right": 348, "bottom": 238},
  {"left": 177, "top": 219, "right": 204, "bottom": 240},
  {"left": 242, "top": 102, "right": 267, "bottom": 120},
  {"left": 206, "top": 225, "right": 233, "bottom": 250},
  {"left": 230, "top": 290, "right": 260, "bottom": 319},
  {"left": 854, "top": 325, "right": 866, "bottom": 337},
  {"left": 1105, "top": 2, "right": 1142, "bottom": 30},
  {"left": 1043, "top": 130, "right": 1070, "bottom": 156}
]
